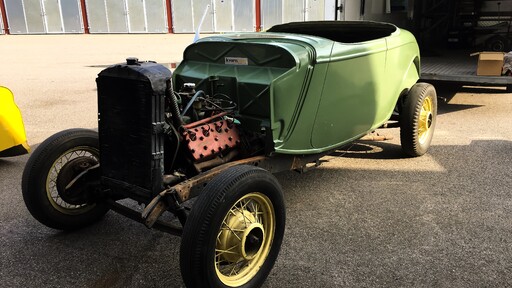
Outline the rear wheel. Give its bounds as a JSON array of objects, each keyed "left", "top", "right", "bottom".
[
  {"left": 400, "top": 83, "right": 437, "bottom": 157},
  {"left": 180, "top": 165, "right": 285, "bottom": 288},
  {"left": 22, "top": 129, "right": 108, "bottom": 230},
  {"left": 485, "top": 35, "right": 509, "bottom": 52}
]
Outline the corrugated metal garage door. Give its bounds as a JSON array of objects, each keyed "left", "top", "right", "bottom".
[
  {"left": 233, "top": 0, "right": 254, "bottom": 31},
  {"left": 261, "top": 0, "right": 325, "bottom": 30},
  {"left": 214, "top": 0, "right": 254, "bottom": 32},
  {"left": 60, "top": 0, "right": 83, "bottom": 32},
  {"left": 86, "top": 0, "right": 167, "bottom": 33},
  {"left": 306, "top": 0, "right": 325, "bottom": 21},
  {"left": 4, "top": 0, "right": 83, "bottom": 34},
  {"left": 172, "top": 0, "right": 254, "bottom": 33},
  {"left": 4, "top": 0, "right": 30, "bottom": 34},
  {"left": 172, "top": 0, "right": 213, "bottom": 33}
]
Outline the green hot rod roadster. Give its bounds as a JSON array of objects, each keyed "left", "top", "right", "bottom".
[{"left": 22, "top": 21, "right": 436, "bottom": 288}]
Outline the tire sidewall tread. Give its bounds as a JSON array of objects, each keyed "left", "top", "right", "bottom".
[
  {"left": 22, "top": 128, "right": 108, "bottom": 230},
  {"left": 180, "top": 165, "right": 285, "bottom": 288},
  {"left": 400, "top": 82, "right": 437, "bottom": 157}
]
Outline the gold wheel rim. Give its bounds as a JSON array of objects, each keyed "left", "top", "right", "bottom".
[
  {"left": 418, "top": 96, "right": 433, "bottom": 144},
  {"left": 45, "top": 147, "right": 99, "bottom": 215},
  {"left": 215, "top": 192, "right": 275, "bottom": 286}
]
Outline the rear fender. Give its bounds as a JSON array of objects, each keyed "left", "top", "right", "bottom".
[
  {"left": 394, "top": 57, "right": 420, "bottom": 113},
  {"left": 0, "top": 86, "right": 30, "bottom": 157},
  {"left": 401, "top": 57, "right": 420, "bottom": 94}
]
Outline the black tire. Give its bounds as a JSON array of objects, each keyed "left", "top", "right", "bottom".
[
  {"left": 180, "top": 165, "right": 285, "bottom": 288},
  {"left": 485, "top": 35, "right": 509, "bottom": 52},
  {"left": 400, "top": 83, "right": 437, "bottom": 157},
  {"left": 22, "top": 128, "right": 109, "bottom": 230}
]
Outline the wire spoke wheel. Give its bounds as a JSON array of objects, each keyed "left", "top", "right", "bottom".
[
  {"left": 215, "top": 193, "right": 275, "bottom": 286},
  {"left": 418, "top": 96, "right": 434, "bottom": 144},
  {"left": 46, "top": 147, "right": 99, "bottom": 215},
  {"left": 22, "top": 129, "right": 109, "bottom": 230},
  {"left": 400, "top": 83, "right": 437, "bottom": 157},
  {"left": 180, "top": 165, "right": 285, "bottom": 288}
]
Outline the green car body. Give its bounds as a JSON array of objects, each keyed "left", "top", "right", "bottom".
[{"left": 174, "top": 21, "right": 420, "bottom": 155}]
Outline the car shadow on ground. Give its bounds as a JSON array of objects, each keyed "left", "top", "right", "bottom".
[
  {"left": 433, "top": 84, "right": 484, "bottom": 115},
  {"left": 272, "top": 138, "right": 512, "bottom": 287},
  {"left": 0, "top": 158, "right": 23, "bottom": 167},
  {"left": 330, "top": 140, "right": 406, "bottom": 160},
  {"left": 434, "top": 82, "right": 507, "bottom": 107},
  {"left": 438, "top": 101, "right": 483, "bottom": 115}
]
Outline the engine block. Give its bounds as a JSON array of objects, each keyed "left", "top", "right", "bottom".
[{"left": 183, "top": 118, "right": 240, "bottom": 161}]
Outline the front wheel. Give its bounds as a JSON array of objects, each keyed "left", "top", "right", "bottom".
[
  {"left": 180, "top": 165, "right": 285, "bottom": 288},
  {"left": 22, "top": 128, "right": 109, "bottom": 230},
  {"left": 400, "top": 83, "right": 437, "bottom": 157}
]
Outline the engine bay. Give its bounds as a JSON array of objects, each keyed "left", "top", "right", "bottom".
[
  {"left": 96, "top": 59, "right": 273, "bottom": 201},
  {"left": 169, "top": 80, "right": 266, "bottom": 176}
]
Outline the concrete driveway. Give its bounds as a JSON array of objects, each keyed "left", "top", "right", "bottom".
[{"left": 1, "top": 34, "right": 511, "bottom": 287}]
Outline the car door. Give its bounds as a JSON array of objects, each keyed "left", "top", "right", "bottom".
[{"left": 311, "top": 38, "right": 387, "bottom": 149}]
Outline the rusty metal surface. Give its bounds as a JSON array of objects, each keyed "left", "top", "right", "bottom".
[
  {"left": 183, "top": 118, "right": 240, "bottom": 161},
  {"left": 174, "top": 155, "right": 268, "bottom": 202},
  {"left": 182, "top": 111, "right": 228, "bottom": 130},
  {"left": 172, "top": 152, "right": 330, "bottom": 202},
  {"left": 193, "top": 150, "right": 238, "bottom": 172},
  {"left": 139, "top": 149, "right": 332, "bottom": 232},
  {"left": 143, "top": 199, "right": 167, "bottom": 228},
  {"left": 108, "top": 200, "right": 182, "bottom": 236}
]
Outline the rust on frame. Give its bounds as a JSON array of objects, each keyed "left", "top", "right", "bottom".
[{"left": 174, "top": 155, "right": 268, "bottom": 201}]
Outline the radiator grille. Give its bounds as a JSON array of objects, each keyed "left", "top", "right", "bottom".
[{"left": 97, "top": 61, "right": 171, "bottom": 200}]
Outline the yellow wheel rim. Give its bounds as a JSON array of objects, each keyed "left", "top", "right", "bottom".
[
  {"left": 45, "top": 147, "right": 99, "bottom": 215},
  {"left": 215, "top": 192, "right": 275, "bottom": 287},
  {"left": 418, "top": 96, "right": 434, "bottom": 144}
]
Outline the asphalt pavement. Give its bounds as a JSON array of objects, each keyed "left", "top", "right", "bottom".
[{"left": 1, "top": 34, "right": 511, "bottom": 288}]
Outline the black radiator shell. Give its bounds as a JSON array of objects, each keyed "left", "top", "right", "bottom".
[{"left": 97, "top": 60, "right": 171, "bottom": 202}]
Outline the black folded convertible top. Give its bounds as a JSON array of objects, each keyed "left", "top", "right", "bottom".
[{"left": 268, "top": 21, "right": 397, "bottom": 43}]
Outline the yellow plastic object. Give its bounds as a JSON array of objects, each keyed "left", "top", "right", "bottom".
[{"left": 0, "top": 86, "right": 30, "bottom": 156}]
